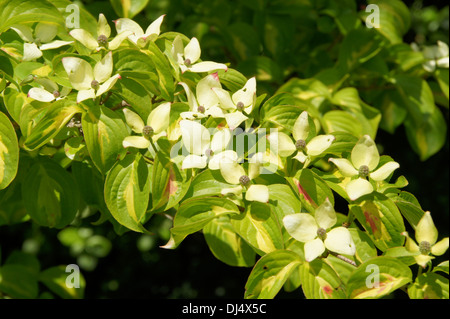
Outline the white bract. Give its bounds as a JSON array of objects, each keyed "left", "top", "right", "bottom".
[
  {"left": 268, "top": 111, "right": 335, "bottom": 167},
  {"left": 122, "top": 102, "right": 171, "bottom": 149},
  {"left": 171, "top": 35, "right": 228, "bottom": 73},
  {"left": 10, "top": 23, "right": 73, "bottom": 61},
  {"left": 70, "top": 13, "right": 132, "bottom": 51},
  {"left": 403, "top": 211, "right": 449, "bottom": 268},
  {"left": 283, "top": 198, "right": 356, "bottom": 262},
  {"left": 179, "top": 120, "right": 234, "bottom": 170},
  {"left": 62, "top": 52, "right": 121, "bottom": 103},
  {"left": 329, "top": 135, "right": 399, "bottom": 201},
  {"left": 422, "top": 41, "right": 449, "bottom": 72},
  {"left": 178, "top": 73, "right": 225, "bottom": 120},
  {"left": 219, "top": 152, "right": 269, "bottom": 203},
  {"left": 27, "top": 77, "right": 71, "bottom": 102},
  {"left": 114, "top": 14, "right": 165, "bottom": 46},
  {"left": 212, "top": 77, "right": 257, "bottom": 130}
]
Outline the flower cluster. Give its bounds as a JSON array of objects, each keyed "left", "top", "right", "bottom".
[{"left": 11, "top": 11, "right": 444, "bottom": 279}]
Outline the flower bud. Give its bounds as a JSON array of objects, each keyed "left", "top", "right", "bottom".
[
  {"left": 198, "top": 105, "right": 205, "bottom": 113},
  {"left": 317, "top": 227, "right": 327, "bottom": 240},
  {"left": 142, "top": 125, "right": 154, "bottom": 138},
  {"left": 53, "top": 90, "right": 61, "bottom": 98},
  {"left": 97, "top": 34, "right": 108, "bottom": 46},
  {"left": 91, "top": 80, "right": 100, "bottom": 90},
  {"left": 295, "top": 139, "right": 307, "bottom": 151},
  {"left": 358, "top": 165, "right": 370, "bottom": 178},
  {"left": 239, "top": 175, "right": 250, "bottom": 187},
  {"left": 419, "top": 241, "right": 431, "bottom": 255},
  {"left": 184, "top": 58, "right": 191, "bottom": 66},
  {"left": 236, "top": 101, "right": 244, "bottom": 111}
]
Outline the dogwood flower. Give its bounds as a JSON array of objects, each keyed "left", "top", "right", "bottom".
[
  {"left": 422, "top": 41, "right": 449, "bottom": 72},
  {"left": 122, "top": 102, "right": 171, "bottom": 149},
  {"left": 178, "top": 73, "right": 225, "bottom": 120},
  {"left": 27, "top": 77, "right": 71, "bottom": 102},
  {"left": 219, "top": 152, "right": 269, "bottom": 203},
  {"left": 403, "top": 211, "right": 449, "bottom": 268},
  {"left": 114, "top": 15, "right": 165, "bottom": 46},
  {"left": 62, "top": 52, "right": 121, "bottom": 103},
  {"left": 283, "top": 198, "right": 356, "bottom": 262},
  {"left": 10, "top": 23, "right": 73, "bottom": 61},
  {"left": 171, "top": 35, "right": 228, "bottom": 73},
  {"left": 329, "top": 135, "right": 399, "bottom": 201},
  {"left": 179, "top": 120, "right": 234, "bottom": 169},
  {"left": 267, "top": 111, "right": 335, "bottom": 167},
  {"left": 212, "top": 77, "right": 256, "bottom": 130},
  {"left": 70, "top": 13, "right": 132, "bottom": 51}
]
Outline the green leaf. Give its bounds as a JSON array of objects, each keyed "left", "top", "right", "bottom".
[
  {"left": 104, "top": 153, "right": 152, "bottom": 233},
  {"left": 0, "top": 252, "right": 40, "bottom": 299},
  {"left": 348, "top": 228, "right": 377, "bottom": 263},
  {"left": 337, "top": 28, "right": 384, "bottom": 72},
  {"left": 435, "top": 69, "right": 449, "bottom": 101},
  {"left": 81, "top": 104, "right": 129, "bottom": 175},
  {"left": 393, "top": 75, "right": 446, "bottom": 160},
  {"left": 24, "top": 100, "right": 83, "bottom": 151},
  {"left": 363, "top": 0, "right": 411, "bottom": 44},
  {"left": 230, "top": 201, "right": 284, "bottom": 255},
  {"left": 163, "top": 196, "right": 240, "bottom": 249},
  {"left": 110, "top": 0, "right": 149, "bottom": 18},
  {"left": 322, "top": 110, "right": 364, "bottom": 137},
  {"left": 39, "top": 265, "right": 85, "bottom": 299},
  {"left": 216, "top": 68, "right": 249, "bottom": 92},
  {"left": 2, "top": 88, "right": 29, "bottom": 123},
  {"left": 0, "top": 0, "right": 64, "bottom": 34},
  {"left": 114, "top": 76, "right": 154, "bottom": 117},
  {"left": 404, "top": 106, "right": 447, "bottom": 161},
  {"left": 408, "top": 272, "right": 449, "bottom": 299},
  {"left": 224, "top": 22, "right": 260, "bottom": 61},
  {"left": 151, "top": 153, "right": 191, "bottom": 213},
  {"left": 144, "top": 42, "right": 175, "bottom": 101},
  {"left": 288, "top": 168, "right": 334, "bottom": 213},
  {"left": 0, "top": 111, "right": 19, "bottom": 190},
  {"left": 392, "top": 191, "right": 425, "bottom": 228},
  {"left": 433, "top": 261, "right": 449, "bottom": 275},
  {"left": 184, "top": 168, "right": 233, "bottom": 198},
  {"left": 260, "top": 92, "right": 308, "bottom": 127},
  {"left": 350, "top": 194, "right": 405, "bottom": 251},
  {"left": 347, "top": 256, "right": 412, "bottom": 299},
  {"left": 267, "top": 184, "right": 301, "bottom": 221},
  {"left": 21, "top": 158, "right": 80, "bottom": 228},
  {"left": 244, "top": 249, "right": 302, "bottom": 299},
  {"left": 71, "top": 161, "right": 108, "bottom": 216},
  {"left": 203, "top": 215, "right": 256, "bottom": 268},
  {"left": 376, "top": 89, "right": 408, "bottom": 134},
  {"left": 383, "top": 247, "right": 418, "bottom": 266},
  {"left": 299, "top": 259, "right": 347, "bottom": 299}
]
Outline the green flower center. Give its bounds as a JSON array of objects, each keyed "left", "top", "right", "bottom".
[
  {"left": 97, "top": 34, "right": 108, "bottom": 46},
  {"left": 184, "top": 58, "right": 191, "bottom": 66},
  {"left": 358, "top": 165, "right": 370, "bottom": 178},
  {"left": 236, "top": 101, "right": 245, "bottom": 111},
  {"left": 239, "top": 175, "right": 250, "bottom": 187},
  {"left": 91, "top": 80, "right": 100, "bottom": 90},
  {"left": 317, "top": 228, "right": 327, "bottom": 240},
  {"left": 295, "top": 139, "right": 307, "bottom": 151},
  {"left": 419, "top": 241, "right": 431, "bottom": 255},
  {"left": 142, "top": 125, "right": 154, "bottom": 138}
]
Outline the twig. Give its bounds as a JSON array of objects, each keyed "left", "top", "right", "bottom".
[{"left": 328, "top": 251, "right": 357, "bottom": 267}]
